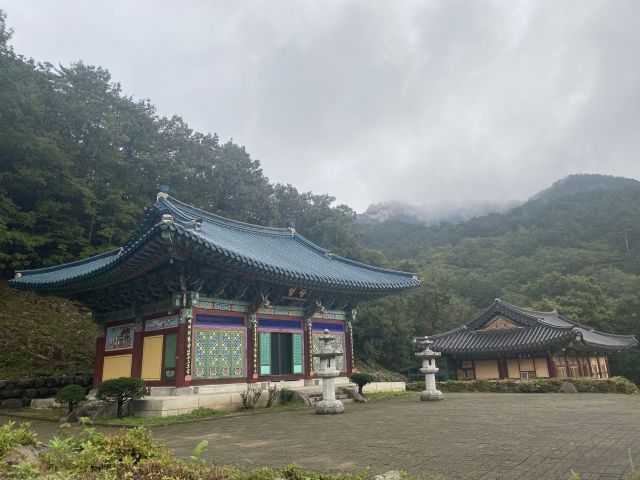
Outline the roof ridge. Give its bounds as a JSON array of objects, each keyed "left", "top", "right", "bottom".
[
  {"left": 15, "top": 249, "right": 120, "bottom": 276},
  {"left": 292, "top": 233, "right": 418, "bottom": 278},
  {"left": 160, "top": 195, "right": 293, "bottom": 236},
  {"left": 495, "top": 298, "right": 559, "bottom": 317}
]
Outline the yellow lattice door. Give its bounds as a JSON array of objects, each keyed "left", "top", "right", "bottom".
[
  {"left": 102, "top": 354, "right": 132, "bottom": 381},
  {"left": 141, "top": 335, "right": 163, "bottom": 381}
]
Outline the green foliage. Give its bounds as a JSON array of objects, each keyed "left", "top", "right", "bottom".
[
  {"left": 350, "top": 373, "right": 374, "bottom": 395},
  {"left": 101, "top": 407, "right": 224, "bottom": 427},
  {"left": 55, "top": 384, "right": 86, "bottom": 413},
  {"left": 0, "top": 422, "right": 36, "bottom": 458},
  {"left": 406, "top": 376, "right": 639, "bottom": 394},
  {"left": 1, "top": 421, "right": 391, "bottom": 480},
  {"left": 96, "top": 377, "right": 146, "bottom": 418},
  {"left": 0, "top": 281, "right": 96, "bottom": 379},
  {"left": 279, "top": 388, "right": 296, "bottom": 405}
]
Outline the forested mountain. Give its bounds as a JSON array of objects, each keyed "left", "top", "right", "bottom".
[
  {"left": 1, "top": 11, "right": 639, "bottom": 384},
  {"left": 0, "top": 11, "right": 373, "bottom": 278},
  {"left": 355, "top": 173, "right": 640, "bottom": 382}
]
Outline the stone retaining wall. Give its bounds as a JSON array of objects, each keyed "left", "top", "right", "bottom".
[
  {"left": 362, "top": 381, "right": 406, "bottom": 393},
  {"left": 0, "top": 375, "right": 93, "bottom": 409}
]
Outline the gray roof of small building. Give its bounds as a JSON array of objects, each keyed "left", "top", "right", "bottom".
[
  {"left": 431, "top": 299, "right": 637, "bottom": 355},
  {"left": 10, "top": 194, "right": 421, "bottom": 295}
]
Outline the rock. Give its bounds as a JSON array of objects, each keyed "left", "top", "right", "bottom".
[
  {"left": 0, "top": 380, "right": 6, "bottom": 389},
  {"left": 338, "top": 386, "right": 368, "bottom": 403},
  {"left": 1, "top": 398, "right": 24, "bottom": 409},
  {"left": 24, "top": 388, "right": 38, "bottom": 399},
  {"left": 0, "top": 389, "right": 23, "bottom": 399},
  {"left": 37, "top": 387, "right": 50, "bottom": 397},
  {"left": 67, "top": 400, "right": 131, "bottom": 422},
  {"left": 3, "top": 445, "right": 39, "bottom": 466},
  {"left": 559, "top": 381, "right": 578, "bottom": 393},
  {"left": 60, "top": 377, "right": 72, "bottom": 386},
  {"left": 46, "top": 377, "right": 59, "bottom": 388},
  {"left": 75, "top": 376, "right": 89, "bottom": 386},
  {"left": 31, "top": 398, "right": 62, "bottom": 409},
  {"left": 34, "top": 378, "right": 46, "bottom": 388},
  {"left": 17, "top": 378, "right": 34, "bottom": 388},
  {"left": 373, "top": 471, "right": 402, "bottom": 480}
]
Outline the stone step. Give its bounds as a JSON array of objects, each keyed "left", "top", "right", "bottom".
[{"left": 307, "top": 393, "right": 353, "bottom": 404}]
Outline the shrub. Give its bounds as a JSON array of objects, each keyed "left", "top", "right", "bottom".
[
  {"left": 350, "top": 373, "right": 374, "bottom": 395},
  {"left": 96, "top": 377, "right": 146, "bottom": 418},
  {"left": 280, "top": 388, "right": 296, "bottom": 405},
  {"left": 240, "top": 385, "right": 262, "bottom": 410},
  {"left": 55, "top": 384, "right": 86, "bottom": 413},
  {"left": 432, "top": 377, "right": 639, "bottom": 394},
  {"left": 265, "top": 385, "right": 279, "bottom": 408}
]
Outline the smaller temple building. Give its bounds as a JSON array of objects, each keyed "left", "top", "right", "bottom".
[{"left": 431, "top": 299, "right": 637, "bottom": 380}]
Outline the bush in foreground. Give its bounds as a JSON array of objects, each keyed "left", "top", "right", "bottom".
[
  {"left": 0, "top": 421, "right": 381, "bottom": 480},
  {"left": 406, "top": 376, "right": 639, "bottom": 394}
]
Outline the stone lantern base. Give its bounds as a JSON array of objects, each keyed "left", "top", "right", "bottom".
[
  {"left": 315, "top": 399, "right": 345, "bottom": 415},
  {"left": 420, "top": 390, "right": 443, "bottom": 401},
  {"left": 316, "top": 400, "right": 344, "bottom": 415}
]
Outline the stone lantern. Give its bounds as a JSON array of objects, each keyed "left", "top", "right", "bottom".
[
  {"left": 414, "top": 336, "right": 443, "bottom": 401},
  {"left": 312, "top": 329, "right": 344, "bottom": 414}
]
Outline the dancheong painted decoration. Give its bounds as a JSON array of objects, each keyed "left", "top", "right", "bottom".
[{"left": 10, "top": 192, "right": 421, "bottom": 389}]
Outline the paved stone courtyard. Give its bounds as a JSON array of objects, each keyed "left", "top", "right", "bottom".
[{"left": 3, "top": 393, "right": 640, "bottom": 479}]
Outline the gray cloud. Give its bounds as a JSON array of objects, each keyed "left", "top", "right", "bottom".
[{"left": 3, "top": 0, "right": 640, "bottom": 211}]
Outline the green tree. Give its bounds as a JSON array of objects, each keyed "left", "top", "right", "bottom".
[{"left": 96, "top": 377, "right": 146, "bottom": 418}]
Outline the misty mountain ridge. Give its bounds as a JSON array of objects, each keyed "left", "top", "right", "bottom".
[
  {"left": 359, "top": 173, "right": 640, "bottom": 225},
  {"left": 358, "top": 199, "right": 521, "bottom": 224}
]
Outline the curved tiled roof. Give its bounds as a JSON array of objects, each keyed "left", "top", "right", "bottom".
[
  {"left": 431, "top": 299, "right": 637, "bottom": 355},
  {"left": 10, "top": 194, "right": 421, "bottom": 295}
]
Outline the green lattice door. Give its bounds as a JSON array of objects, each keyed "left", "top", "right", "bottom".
[
  {"left": 259, "top": 332, "right": 303, "bottom": 376},
  {"left": 193, "top": 329, "right": 245, "bottom": 379}
]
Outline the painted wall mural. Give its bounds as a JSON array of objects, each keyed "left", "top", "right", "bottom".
[
  {"left": 145, "top": 316, "right": 179, "bottom": 332},
  {"left": 105, "top": 324, "right": 134, "bottom": 351}
]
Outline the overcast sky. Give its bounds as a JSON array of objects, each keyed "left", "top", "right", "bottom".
[{"left": 3, "top": 1, "right": 640, "bottom": 212}]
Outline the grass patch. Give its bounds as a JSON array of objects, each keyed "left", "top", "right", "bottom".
[
  {"left": 0, "top": 408, "right": 66, "bottom": 422},
  {"left": 99, "top": 407, "right": 226, "bottom": 426},
  {"left": 98, "top": 402, "right": 310, "bottom": 427},
  {"left": 365, "top": 391, "right": 415, "bottom": 402}
]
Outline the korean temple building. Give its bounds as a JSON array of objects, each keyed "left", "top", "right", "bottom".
[
  {"left": 430, "top": 299, "right": 637, "bottom": 380},
  {"left": 10, "top": 193, "right": 421, "bottom": 392}
]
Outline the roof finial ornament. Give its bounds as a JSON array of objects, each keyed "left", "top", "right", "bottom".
[
  {"left": 157, "top": 184, "right": 170, "bottom": 200},
  {"left": 260, "top": 293, "right": 271, "bottom": 309},
  {"left": 316, "top": 300, "right": 326, "bottom": 315},
  {"left": 13, "top": 272, "right": 21, "bottom": 279},
  {"left": 324, "top": 250, "right": 334, "bottom": 259},
  {"left": 161, "top": 213, "right": 174, "bottom": 225}
]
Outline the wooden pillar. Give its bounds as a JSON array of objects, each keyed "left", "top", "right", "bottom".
[
  {"left": 130, "top": 310, "right": 144, "bottom": 379},
  {"left": 345, "top": 321, "right": 354, "bottom": 376},
  {"left": 546, "top": 354, "right": 557, "bottom": 378},
  {"left": 175, "top": 293, "right": 192, "bottom": 388},
  {"left": 604, "top": 355, "right": 611, "bottom": 378},
  {"left": 304, "top": 317, "right": 313, "bottom": 379},
  {"left": 497, "top": 357, "right": 508, "bottom": 379},
  {"left": 93, "top": 325, "right": 106, "bottom": 388},
  {"left": 248, "top": 313, "right": 258, "bottom": 382}
]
